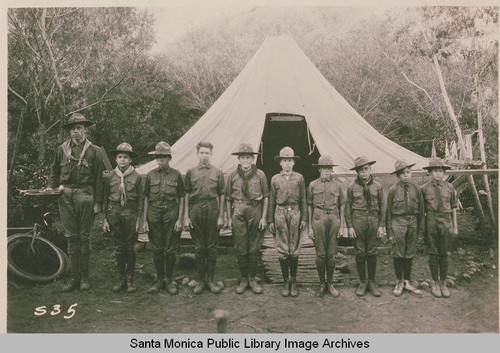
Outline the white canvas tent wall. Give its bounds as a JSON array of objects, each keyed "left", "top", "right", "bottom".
[{"left": 137, "top": 34, "right": 427, "bottom": 175}]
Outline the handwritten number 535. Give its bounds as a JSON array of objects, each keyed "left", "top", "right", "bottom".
[{"left": 34, "top": 303, "right": 78, "bottom": 319}]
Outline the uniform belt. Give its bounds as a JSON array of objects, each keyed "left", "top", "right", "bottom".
[
  {"left": 352, "top": 209, "right": 379, "bottom": 214},
  {"left": 315, "top": 207, "right": 337, "bottom": 214},
  {"left": 150, "top": 200, "right": 178, "bottom": 207},
  {"left": 190, "top": 198, "right": 218, "bottom": 205},
  {"left": 427, "top": 211, "right": 452, "bottom": 215},
  {"left": 393, "top": 214, "right": 419, "bottom": 218},
  {"left": 63, "top": 184, "right": 91, "bottom": 189},
  {"left": 234, "top": 199, "right": 260, "bottom": 206},
  {"left": 277, "top": 203, "right": 298, "bottom": 207}
]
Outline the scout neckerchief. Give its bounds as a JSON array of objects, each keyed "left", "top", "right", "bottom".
[
  {"left": 114, "top": 165, "right": 135, "bottom": 206},
  {"left": 399, "top": 180, "right": 410, "bottom": 214},
  {"left": 432, "top": 179, "right": 444, "bottom": 211},
  {"left": 237, "top": 164, "right": 257, "bottom": 200},
  {"left": 355, "top": 175, "right": 373, "bottom": 211},
  {"left": 61, "top": 138, "right": 92, "bottom": 168}
]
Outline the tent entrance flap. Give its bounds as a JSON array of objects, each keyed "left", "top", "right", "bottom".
[{"left": 258, "top": 113, "right": 321, "bottom": 185}]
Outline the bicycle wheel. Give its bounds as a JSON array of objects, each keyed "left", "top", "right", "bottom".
[{"left": 8, "top": 233, "right": 67, "bottom": 282}]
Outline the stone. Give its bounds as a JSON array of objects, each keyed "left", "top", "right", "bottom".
[{"left": 181, "top": 277, "right": 190, "bottom": 286}]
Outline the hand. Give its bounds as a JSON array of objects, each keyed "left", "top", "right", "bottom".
[
  {"left": 388, "top": 236, "right": 395, "bottom": 245},
  {"left": 142, "top": 221, "right": 149, "bottom": 233},
  {"left": 227, "top": 218, "right": 232, "bottom": 230},
  {"left": 184, "top": 217, "right": 193, "bottom": 229},
  {"left": 308, "top": 227, "right": 315, "bottom": 241},
  {"left": 337, "top": 227, "right": 346, "bottom": 239},
  {"left": 377, "top": 226, "right": 385, "bottom": 239},
  {"left": 348, "top": 227, "right": 356, "bottom": 239},
  {"left": 258, "top": 218, "right": 267, "bottom": 231},
  {"left": 44, "top": 186, "right": 53, "bottom": 191},
  {"left": 217, "top": 216, "right": 224, "bottom": 229},
  {"left": 102, "top": 219, "right": 110, "bottom": 233},
  {"left": 174, "top": 219, "right": 183, "bottom": 232},
  {"left": 58, "top": 185, "right": 65, "bottom": 191},
  {"left": 269, "top": 223, "right": 275, "bottom": 234},
  {"left": 299, "top": 221, "right": 306, "bottom": 230},
  {"left": 135, "top": 219, "right": 141, "bottom": 233},
  {"left": 93, "top": 203, "right": 102, "bottom": 214}
]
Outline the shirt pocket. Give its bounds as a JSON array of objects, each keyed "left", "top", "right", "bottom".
[
  {"left": 352, "top": 189, "right": 364, "bottom": 205},
  {"left": 78, "top": 161, "right": 93, "bottom": 176},
  {"left": 165, "top": 180, "right": 178, "bottom": 197},
  {"left": 150, "top": 179, "right": 161, "bottom": 194},
  {"left": 248, "top": 178, "right": 262, "bottom": 199},
  {"left": 312, "top": 187, "right": 324, "bottom": 205}
]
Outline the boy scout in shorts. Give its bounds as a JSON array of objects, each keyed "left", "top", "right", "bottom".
[
  {"left": 102, "top": 143, "right": 142, "bottom": 293},
  {"left": 226, "top": 143, "right": 269, "bottom": 295},
  {"left": 143, "top": 142, "right": 185, "bottom": 294},
  {"left": 184, "top": 141, "right": 225, "bottom": 294},
  {"left": 308, "top": 156, "right": 344, "bottom": 298},
  {"left": 421, "top": 158, "right": 458, "bottom": 298},
  {"left": 268, "top": 147, "right": 307, "bottom": 298},
  {"left": 345, "top": 156, "right": 385, "bottom": 297},
  {"left": 47, "top": 113, "right": 104, "bottom": 292},
  {"left": 385, "top": 160, "right": 424, "bottom": 296}
]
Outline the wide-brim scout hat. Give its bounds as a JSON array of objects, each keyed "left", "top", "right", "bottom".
[
  {"left": 390, "top": 159, "right": 416, "bottom": 175},
  {"left": 110, "top": 142, "right": 137, "bottom": 158},
  {"left": 312, "top": 155, "right": 338, "bottom": 167},
  {"left": 422, "top": 157, "right": 452, "bottom": 170},
  {"left": 62, "top": 113, "right": 94, "bottom": 129},
  {"left": 148, "top": 141, "right": 172, "bottom": 156},
  {"left": 350, "top": 156, "right": 376, "bottom": 171},
  {"left": 232, "top": 143, "right": 260, "bottom": 156},
  {"left": 274, "top": 146, "right": 300, "bottom": 162}
]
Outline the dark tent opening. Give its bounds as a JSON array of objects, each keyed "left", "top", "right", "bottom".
[{"left": 257, "top": 113, "right": 321, "bottom": 185}]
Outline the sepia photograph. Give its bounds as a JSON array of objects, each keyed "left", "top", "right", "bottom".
[{"left": 4, "top": 0, "right": 499, "bottom": 337}]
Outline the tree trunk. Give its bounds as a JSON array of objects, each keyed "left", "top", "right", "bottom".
[{"left": 8, "top": 106, "right": 27, "bottom": 187}]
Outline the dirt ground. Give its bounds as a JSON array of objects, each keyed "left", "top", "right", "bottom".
[{"left": 7, "top": 229, "right": 499, "bottom": 334}]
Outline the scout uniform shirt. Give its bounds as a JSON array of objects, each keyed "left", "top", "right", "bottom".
[
  {"left": 144, "top": 166, "right": 185, "bottom": 205},
  {"left": 184, "top": 164, "right": 225, "bottom": 202},
  {"left": 307, "top": 176, "right": 344, "bottom": 213},
  {"left": 268, "top": 171, "right": 307, "bottom": 224},
  {"left": 225, "top": 167, "right": 269, "bottom": 203},
  {"left": 103, "top": 168, "right": 143, "bottom": 216},
  {"left": 345, "top": 176, "right": 385, "bottom": 229},
  {"left": 385, "top": 181, "right": 424, "bottom": 238},
  {"left": 421, "top": 180, "right": 457, "bottom": 214}
]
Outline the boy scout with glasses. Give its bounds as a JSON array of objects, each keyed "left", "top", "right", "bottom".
[
  {"left": 47, "top": 113, "right": 104, "bottom": 292},
  {"left": 184, "top": 141, "right": 225, "bottom": 294},
  {"left": 143, "top": 142, "right": 185, "bottom": 294},
  {"left": 308, "top": 156, "right": 344, "bottom": 298},
  {"left": 268, "top": 147, "right": 307, "bottom": 298},
  {"left": 385, "top": 160, "right": 424, "bottom": 296},
  {"left": 102, "top": 143, "right": 142, "bottom": 293},
  {"left": 226, "top": 143, "right": 269, "bottom": 295},
  {"left": 345, "top": 156, "right": 385, "bottom": 297},
  {"left": 421, "top": 158, "right": 458, "bottom": 298}
]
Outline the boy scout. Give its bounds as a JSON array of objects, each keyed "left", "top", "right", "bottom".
[
  {"left": 268, "top": 147, "right": 307, "bottom": 297},
  {"left": 308, "top": 156, "right": 344, "bottom": 298},
  {"left": 143, "top": 142, "right": 185, "bottom": 294},
  {"left": 226, "top": 143, "right": 269, "bottom": 294},
  {"left": 47, "top": 113, "right": 104, "bottom": 292},
  {"left": 421, "top": 158, "right": 458, "bottom": 298},
  {"left": 385, "top": 160, "right": 424, "bottom": 296},
  {"left": 102, "top": 143, "right": 142, "bottom": 293},
  {"left": 184, "top": 141, "right": 225, "bottom": 294},
  {"left": 345, "top": 156, "right": 385, "bottom": 297}
]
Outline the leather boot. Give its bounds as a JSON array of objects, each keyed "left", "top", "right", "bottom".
[
  {"left": 326, "top": 266, "right": 339, "bottom": 297},
  {"left": 430, "top": 280, "right": 442, "bottom": 297},
  {"left": 249, "top": 277, "right": 263, "bottom": 294},
  {"left": 112, "top": 277, "right": 127, "bottom": 292},
  {"left": 327, "top": 283, "right": 340, "bottom": 297},
  {"left": 193, "top": 280, "right": 205, "bottom": 294},
  {"left": 79, "top": 252, "right": 90, "bottom": 291},
  {"left": 368, "top": 281, "right": 381, "bottom": 297},
  {"left": 289, "top": 257, "right": 299, "bottom": 297},
  {"left": 113, "top": 252, "right": 127, "bottom": 292},
  {"left": 126, "top": 274, "right": 137, "bottom": 293},
  {"left": 316, "top": 282, "right": 326, "bottom": 298},
  {"left": 207, "top": 258, "right": 220, "bottom": 294},
  {"left": 279, "top": 258, "right": 290, "bottom": 297},
  {"left": 355, "top": 282, "right": 367, "bottom": 296},
  {"left": 440, "top": 280, "right": 450, "bottom": 298},
  {"left": 235, "top": 277, "right": 248, "bottom": 294},
  {"left": 147, "top": 278, "right": 165, "bottom": 294},
  {"left": 393, "top": 280, "right": 404, "bottom": 296},
  {"left": 166, "top": 278, "right": 178, "bottom": 295},
  {"left": 236, "top": 255, "right": 248, "bottom": 294},
  {"left": 194, "top": 255, "right": 206, "bottom": 294},
  {"left": 62, "top": 253, "right": 80, "bottom": 292}
]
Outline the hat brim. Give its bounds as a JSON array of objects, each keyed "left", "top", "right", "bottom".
[
  {"left": 274, "top": 156, "right": 300, "bottom": 162},
  {"left": 350, "top": 160, "right": 376, "bottom": 171},
  {"left": 312, "top": 164, "right": 338, "bottom": 167},
  {"left": 111, "top": 150, "right": 137, "bottom": 158},
  {"left": 390, "top": 163, "right": 416, "bottom": 175},
  {"left": 148, "top": 151, "right": 172, "bottom": 156},
  {"left": 422, "top": 165, "right": 452, "bottom": 170},
  {"left": 62, "top": 121, "right": 94, "bottom": 129},
  {"left": 232, "top": 152, "right": 260, "bottom": 156}
]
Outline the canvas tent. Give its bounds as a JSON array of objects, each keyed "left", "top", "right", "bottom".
[{"left": 137, "top": 34, "right": 427, "bottom": 182}]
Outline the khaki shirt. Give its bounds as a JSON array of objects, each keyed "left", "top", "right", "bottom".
[
  {"left": 225, "top": 167, "right": 269, "bottom": 202},
  {"left": 345, "top": 176, "right": 385, "bottom": 228},
  {"left": 385, "top": 181, "right": 424, "bottom": 237},
  {"left": 103, "top": 169, "right": 143, "bottom": 216},
  {"left": 268, "top": 171, "right": 307, "bottom": 223},
  {"left": 144, "top": 167, "right": 185, "bottom": 203},
  {"left": 421, "top": 180, "right": 457, "bottom": 213},
  {"left": 184, "top": 164, "right": 225, "bottom": 201},
  {"left": 307, "top": 177, "right": 344, "bottom": 212}
]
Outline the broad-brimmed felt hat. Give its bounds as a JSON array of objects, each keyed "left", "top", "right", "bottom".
[
  {"left": 350, "top": 156, "right": 376, "bottom": 171},
  {"left": 274, "top": 146, "right": 300, "bottom": 162},
  {"left": 312, "top": 155, "right": 338, "bottom": 167},
  {"left": 232, "top": 143, "right": 259, "bottom": 156},
  {"left": 148, "top": 141, "right": 172, "bottom": 156},
  {"left": 391, "top": 159, "right": 416, "bottom": 175},
  {"left": 422, "top": 158, "right": 451, "bottom": 171},
  {"left": 110, "top": 142, "right": 137, "bottom": 158},
  {"left": 62, "top": 113, "right": 94, "bottom": 129}
]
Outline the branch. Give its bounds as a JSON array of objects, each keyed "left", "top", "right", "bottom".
[
  {"left": 8, "top": 86, "right": 28, "bottom": 105},
  {"left": 66, "top": 99, "right": 115, "bottom": 116}
]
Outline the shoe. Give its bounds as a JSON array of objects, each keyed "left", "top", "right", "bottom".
[
  {"left": 403, "top": 280, "right": 421, "bottom": 294},
  {"left": 327, "top": 283, "right": 340, "bottom": 297},
  {"left": 207, "top": 282, "right": 220, "bottom": 294},
  {"left": 112, "top": 277, "right": 127, "bottom": 292},
  {"left": 166, "top": 280, "right": 178, "bottom": 295},
  {"left": 393, "top": 280, "right": 404, "bottom": 297},
  {"left": 430, "top": 280, "right": 441, "bottom": 297},
  {"left": 126, "top": 276, "right": 137, "bottom": 293},
  {"left": 316, "top": 283, "right": 326, "bottom": 298},
  {"left": 147, "top": 279, "right": 165, "bottom": 294},
  {"left": 367, "top": 281, "right": 381, "bottom": 297},
  {"left": 249, "top": 277, "right": 263, "bottom": 294},
  {"left": 289, "top": 279, "right": 298, "bottom": 297},
  {"left": 235, "top": 278, "right": 248, "bottom": 294},
  {"left": 440, "top": 280, "right": 450, "bottom": 298},
  {"left": 79, "top": 278, "right": 90, "bottom": 291},
  {"left": 281, "top": 280, "right": 290, "bottom": 297},
  {"left": 62, "top": 277, "right": 80, "bottom": 292},
  {"left": 355, "top": 282, "right": 367, "bottom": 296},
  {"left": 193, "top": 281, "right": 205, "bottom": 294}
]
